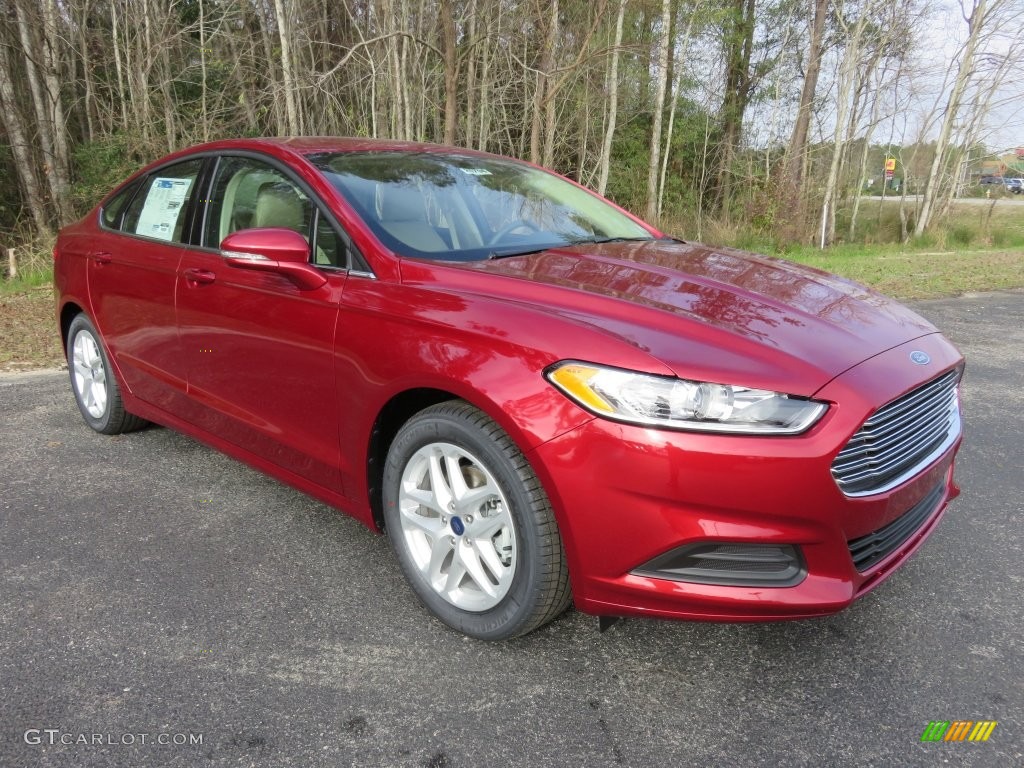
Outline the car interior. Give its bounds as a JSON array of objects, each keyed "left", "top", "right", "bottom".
[
  {"left": 208, "top": 165, "right": 341, "bottom": 266},
  {"left": 377, "top": 185, "right": 449, "bottom": 252}
]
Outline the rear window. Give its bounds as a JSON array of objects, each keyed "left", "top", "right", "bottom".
[
  {"left": 121, "top": 159, "right": 203, "bottom": 243},
  {"left": 100, "top": 181, "right": 142, "bottom": 230}
]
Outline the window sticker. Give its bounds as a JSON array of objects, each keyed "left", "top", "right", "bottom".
[
  {"left": 135, "top": 177, "right": 194, "bottom": 241},
  {"left": 459, "top": 168, "right": 492, "bottom": 176}
]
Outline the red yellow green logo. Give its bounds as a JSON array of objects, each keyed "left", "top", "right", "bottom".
[{"left": 921, "top": 721, "right": 997, "bottom": 742}]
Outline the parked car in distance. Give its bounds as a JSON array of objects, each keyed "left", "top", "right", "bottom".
[
  {"left": 54, "top": 138, "right": 964, "bottom": 639},
  {"left": 979, "top": 174, "right": 1001, "bottom": 185},
  {"left": 1004, "top": 178, "right": 1023, "bottom": 194}
]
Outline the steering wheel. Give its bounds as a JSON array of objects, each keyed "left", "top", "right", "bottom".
[{"left": 486, "top": 219, "right": 542, "bottom": 246}]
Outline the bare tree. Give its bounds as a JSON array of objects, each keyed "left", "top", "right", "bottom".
[
  {"left": 596, "top": 0, "right": 626, "bottom": 196},
  {"left": 0, "top": 39, "right": 52, "bottom": 236},
  {"left": 646, "top": 0, "right": 672, "bottom": 222},
  {"left": 914, "top": 0, "right": 1018, "bottom": 237},
  {"left": 783, "top": 0, "right": 828, "bottom": 224}
]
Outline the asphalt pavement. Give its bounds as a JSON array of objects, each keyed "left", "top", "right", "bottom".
[{"left": 1, "top": 290, "right": 1022, "bottom": 767}]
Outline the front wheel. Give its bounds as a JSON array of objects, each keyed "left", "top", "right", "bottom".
[
  {"left": 66, "top": 314, "right": 147, "bottom": 434},
  {"left": 383, "top": 402, "right": 571, "bottom": 640}
]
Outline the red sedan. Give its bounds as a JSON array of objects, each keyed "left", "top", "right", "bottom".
[{"left": 54, "top": 138, "right": 963, "bottom": 639}]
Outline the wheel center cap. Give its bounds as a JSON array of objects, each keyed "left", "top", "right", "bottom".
[{"left": 450, "top": 516, "right": 465, "bottom": 536}]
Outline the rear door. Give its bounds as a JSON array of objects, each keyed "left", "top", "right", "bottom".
[
  {"left": 175, "top": 154, "right": 348, "bottom": 493},
  {"left": 87, "top": 157, "right": 204, "bottom": 411}
]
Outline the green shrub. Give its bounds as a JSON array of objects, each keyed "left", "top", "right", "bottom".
[
  {"left": 71, "top": 133, "right": 161, "bottom": 216},
  {"left": 948, "top": 224, "right": 974, "bottom": 247}
]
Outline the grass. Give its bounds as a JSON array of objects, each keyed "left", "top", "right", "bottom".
[
  {"left": 1, "top": 237, "right": 54, "bottom": 295},
  {"left": 779, "top": 246, "right": 1024, "bottom": 300},
  {"left": 665, "top": 198, "right": 1024, "bottom": 299},
  {"left": 0, "top": 283, "right": 65, "bottom": 372},
  {"left": 0, "top": 236, "right": 65, "bottom": 372},
  {"left": 0, "top": 268, "right": 52, "bottom": 295},
  {"left": 769, "top": 200, "right": 1024, "bottom": 299}
]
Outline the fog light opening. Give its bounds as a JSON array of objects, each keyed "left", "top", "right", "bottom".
[{"left": 631, "top": 542, "right": 806, "bottom": 587}]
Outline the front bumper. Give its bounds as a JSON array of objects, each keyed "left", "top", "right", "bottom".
[{"left": 531, "top": 333, "right": 963, "bottom": 622}]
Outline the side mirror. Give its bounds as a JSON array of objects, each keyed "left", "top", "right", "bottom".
[{"left": 220, "top": 228, "right": 326, "bottom": 291}]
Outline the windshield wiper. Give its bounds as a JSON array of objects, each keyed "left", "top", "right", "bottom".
[
  {"left": 487, "top": 245, "right": 556, "bottom": 260},
  {"left": 486, "top": 236, "right": 659, "bottom": 260},
  {"left": 565, "top": 236, "right": 656, "bottom": 245}
]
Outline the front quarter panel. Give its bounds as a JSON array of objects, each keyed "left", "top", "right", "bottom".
[{"left": 332, "top": 274, "right": 668, "bottom": 518}]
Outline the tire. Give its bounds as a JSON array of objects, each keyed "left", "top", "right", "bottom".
[
  {"left": 383, "top": 402, "right": 571, "bottom": 640},
  {"left": 66, "top": 313, "right": 147, "bottom": 435}
]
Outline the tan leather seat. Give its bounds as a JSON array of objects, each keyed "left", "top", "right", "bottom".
[
  {"left": 378, "top": 185, "right": 447, "bottom": 251},
  {"left": 253, "top": 182, "right": 306, "bottom": 233}
]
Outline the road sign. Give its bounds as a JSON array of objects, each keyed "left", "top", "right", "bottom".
[{"left": 885, "top": 158, "right": 896, "bottom": 172}]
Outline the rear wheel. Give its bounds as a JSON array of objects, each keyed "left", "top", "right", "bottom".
[
  {"left": 383, "top": 402, "right": 571, "bottom": 640},
  {"left": 66, "top": 314, "right": 147, "bottom": 434}
]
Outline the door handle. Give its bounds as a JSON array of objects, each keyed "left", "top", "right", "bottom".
[
  {"left": 90, "top": 251, "right": 112, "bottom": 265},
  {"left": 183, "top": 267, "right": 216, "bottom": 285}
]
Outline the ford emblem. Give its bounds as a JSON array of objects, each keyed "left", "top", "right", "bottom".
[{"left": 910, "top": 350, "right": 931, "bottom": 365}]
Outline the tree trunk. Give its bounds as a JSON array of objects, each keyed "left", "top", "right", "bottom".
[
  {"left": 849, "top": 65, "right": 889, "bottom": 240},
  {"left": 76, "top": 0, "right": 97, "bottom": 142},
  {"left": 597, "top": 0, "right": 625, "bottom": 196},
  {"left": 915, "top": 0, "right": 986, "bottom": 237},
  {"left": 440, "top": 0, "right": 459, "bottom": 145},
  {"left": 0, "top": 44, "right": 52, "bottom": 237},
  {"left": 657, "top": 6, "right": 700, "bottom": 216},
  {"left": 645, "top": 0, "right": 671, "bottom": 222},
  {"left": 199, "top": 0, "right": 209, "bottom": 142},
  {"left": 159, "top": 33, "right": 177, "bottom": 151},
  {"left": 39, "top": 0, "right": 73, "bottom": 223},
  {"left": 658, "top": 73, "right": 678, "bottom": 218},
  {"left": 478, "top": 31, "right": 491, "bottom": 151},
  {"left": 137, "top": 0, "right": 154, "bottom": 141},
  {"left": 784, "top": 0, "right": 828, "bottom": 219},
  {"left": 251, "top": 0, "right": 284, "bottom": 134},
  {"left": 819, "top": 13, "right": 866, "bottom": 245},
  {"left": 273, "top": 0, "right": 301, "bottom": 134},
  {"left": 716, "top": 0, "right": 756, "bottom": 214},
  {"left": 14, "top": 1, "right": 61, "bottom": 219},
  {"left": 530, "top": 0, "right": 559, "bottom": 164},
  {"left": 465, "top": 8, "right": 479, "bottom": 148}
]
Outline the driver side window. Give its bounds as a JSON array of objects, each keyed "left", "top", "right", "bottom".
[
  {"left": 203, "top": 157, "right": 311, "bottom": 248},
  {"left": 203, "top": 156, "right": 347, "bottom": 267}
]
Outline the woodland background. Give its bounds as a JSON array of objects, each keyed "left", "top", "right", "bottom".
[{"left": 1, "top": 0, "right": 1022, "bottom": 259}]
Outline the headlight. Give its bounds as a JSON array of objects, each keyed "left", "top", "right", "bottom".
[{"left": 546, "top": 361, "right": 827, "bottom": 435}]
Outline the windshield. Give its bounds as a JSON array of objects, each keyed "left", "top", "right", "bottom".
[{"left": 307, "top": 152, "right": 654, "bottom": 261}]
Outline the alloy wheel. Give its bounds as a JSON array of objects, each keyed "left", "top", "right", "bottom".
[
  {"left": 72, "top": 330, "right": 108, "bottom": 419},
  {"left": 397, "top": 441, "right": 517, "bottom": 612}
]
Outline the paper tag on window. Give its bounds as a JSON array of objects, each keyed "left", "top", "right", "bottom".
[{"left": 135, "top": 177, "right": 194, "bottom": 241}]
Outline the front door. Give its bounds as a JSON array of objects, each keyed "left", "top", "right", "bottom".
[{"left": 175, "top": 155, "right": 347, "bottom": 493}]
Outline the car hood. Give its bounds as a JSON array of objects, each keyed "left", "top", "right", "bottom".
[{"left": 457, "top": 240, "right": 939, "bottom": 395}]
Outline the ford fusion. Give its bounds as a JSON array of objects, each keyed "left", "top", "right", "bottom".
[{"left": 54, "top": 138, "right": 963, "bottom": 639}]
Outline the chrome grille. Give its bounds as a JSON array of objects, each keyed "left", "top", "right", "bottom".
[{"left": 832, "top": 369, "right": 961, "bottom": 496}]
